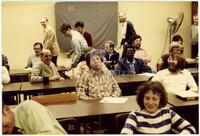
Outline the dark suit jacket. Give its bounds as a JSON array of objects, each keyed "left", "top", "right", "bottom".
[
  {"left": 103, "top": 50, "right": 119, "bottom": 70},
  {"left": 115, "top": 57, "right": 152, "bottom": 75},
  {"left": 83, "top": 31, "right": 93, "bottom": 47},
  {"left": 120, "top": 21, "right": 136, "bottom": 45}
]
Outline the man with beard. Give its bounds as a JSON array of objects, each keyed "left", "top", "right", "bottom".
[
  {"left": 132, "top": 34, "right": 151, "bottom": 64},
  {"left": 115, "top": 45, "right": 152, "bottom": 75},
  {"left": 118, "top": 12, "right": 136, "bottom": 49},
  {"left": 152, "top": 54, "right": 198, "bottom": 93},
  {"left": 76, "top": 50, "right": 121, "bottom": 100}
]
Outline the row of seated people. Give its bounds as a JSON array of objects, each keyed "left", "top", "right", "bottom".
[
  {"left": 2, "top": 44, "right": 198, "bottom": 96},
  {"left": 2, "top": 80, "right": 197, "bottom": 134},
  {"left": 2, "top": 47, "right": 198, "bottom": 134}
]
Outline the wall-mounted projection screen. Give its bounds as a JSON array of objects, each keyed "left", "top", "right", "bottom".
[{"left": 55, "top": 2, "right": 118, "bottom": 51}]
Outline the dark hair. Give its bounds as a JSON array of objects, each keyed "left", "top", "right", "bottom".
[
  {"left": 33, "top": 42, "right": 43, "bottom": 50},
  {"left": 132, "top": 34, "right": 142, "bottom": 42},
  {"left": 136, "top": 81, "right": 168, "bottom": 110},
  {"left": 74, "top": 21, "right": 84, "bottom": 28},
  {"left": 169, "top": 45, "right": 181, "bottom": 52},
  {"left": 121, "top": 44, "right": 135, "bottom": 58},
  {"left": 171, "top": 54, "right": 186, "bottom": 70},
  {"left": 60, "top": 23, "right": 71, "bottom": 33},
  {"left": 104, "top": 40, "right": 115, "bottom": 48},
  {"left": 86, "top": 50, "right": 103, "bottom": 68},
  {"left": 172, "top": 35, "right": 183, "bottom": 44}
]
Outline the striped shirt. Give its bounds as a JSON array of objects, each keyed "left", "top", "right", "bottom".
[
  {"left": 121, "top": 107, "right": 196, "bottom": 134},
  {"left": 76, "top": 67, "right": 121, "bottom": 100}
]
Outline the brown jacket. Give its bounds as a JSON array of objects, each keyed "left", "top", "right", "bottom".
[{"left": 43, "top": 25, "right": 60, "bottom": 56}]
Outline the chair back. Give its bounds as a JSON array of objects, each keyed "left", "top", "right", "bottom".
[
  {"left": 58, "top": 118, "right": 81, "bottom": 134},
  {"left": 115, "top": 112, "right": 129, "bottom": 134}
]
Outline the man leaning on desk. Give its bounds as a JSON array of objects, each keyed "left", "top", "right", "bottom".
[
  {"left": 30, "top": 49, "right": 63, "bottom": 83},
  {"left": 76, "top": 50, "right": 121, "bottom": 100}
]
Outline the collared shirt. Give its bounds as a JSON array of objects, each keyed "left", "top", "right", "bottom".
[
  {"left": 134, "top": 48, "right": 151, "bottom": 63},
  {"left": 70, "top": 30, "right": 88, "bottom": 67},
  {"left": 26, "top": 54, "right": 40, "bottom": 68},
  {"left": 2, "top": 66, "right": 10, "bottom": 84},
  {"left": 126, "top": 59, "right": 136, "bottom": 74},
  {"left": 77, "top": 67, "right": 121, "bottom": 100},
  {"left": 121, "top": 21, "right": 127, "bottom": 39},
  {"left": 13, "top": 100, "right": 67, "bottom": 134},
  {"left": 152, "top": 69, "right": 198, "bottom": 93},
  {"left": 30, "top": 61, "right": 61, "bottom": 82}
]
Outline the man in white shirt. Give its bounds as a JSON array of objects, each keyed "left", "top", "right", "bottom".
[
  {"left": 25, "top": 42, "right": 43, "bottom": 68},
  {"left": 152, "top": 54, "right": 198, "bottom": 93},
  {"left": 60, "top": 23, "right": 89, "bottom": 70}
]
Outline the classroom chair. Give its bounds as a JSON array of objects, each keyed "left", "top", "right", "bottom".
[
  {"left": 58, "top": 118, "right": 81, "bottom": 134},
  {"left": 114, "top": 112, "right": 129, "bottom": 134}
]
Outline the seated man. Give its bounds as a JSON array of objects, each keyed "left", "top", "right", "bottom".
[
  {"left": 2, "top": 100, "right": 66, "bottom": 134},
  {"left": 76, "top": 50, "right": 121, "bottom": 100},
  {"left": 25, "top": 42, "right": 43, "bottom": 68},
  {"left": 2, "top": 54, "right": 10, "bottom": 71},
  {"left": 152, "top": 54, "right": 198, "bottom": 93},
  {"left": 157, "top": 42, "right": 182, "bottom": 71},
  {"left": 115, "top": 45, "right": 152, "bottom": 75},
  {"left": 132, "top": 34, "right": 151, "bottom": 64},
  {"left": 30, "top": 49, "right": 62, "bottom": 83},
  {"left": 172, "top": 34, "right": 184, "bottom": 53},
  {"left": 102, "top": 40, "right": 119, "bottom": 70}
]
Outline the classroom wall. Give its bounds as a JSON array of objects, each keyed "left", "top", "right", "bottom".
[{"left": 2, "top": 1, "right": 192, "bottom": 70}]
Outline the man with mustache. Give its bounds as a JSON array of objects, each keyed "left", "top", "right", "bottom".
[
  {"left": 132, "top": 34, "right": 151, "bottom": 64},
  {"left": 152, "top": 54, "right": 198, "bottom": 94}
]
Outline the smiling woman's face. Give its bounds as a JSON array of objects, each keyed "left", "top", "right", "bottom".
[{"left": 143, "top": 90, "right": 160, "bottom": 113}]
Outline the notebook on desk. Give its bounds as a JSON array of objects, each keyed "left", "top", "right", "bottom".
[{"left": 173, "top": 91, "right": 199, "bottom": 100}]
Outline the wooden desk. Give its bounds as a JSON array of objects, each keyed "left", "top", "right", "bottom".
[
  {"left": 9, "top": 69, "right": 31, "bottom": 83},
  {"left": 118, "top": 74, "right": 150, "bottom": 95},
  {"left": 168, "top": 93, "right": 198, "bottom": 107},
  {"left": 186, "top": 58, "right": 198, "bottom": 68},
  {"left": 187, "top": 68, "right": 198, "bottom": 75},
  {"left": 20, "top": 79, "right": 77, "bottom": 99},
  {"left": 168, "top": 93, "right": 199, "bottom": 133},
  {"left": 2, "top": 82, "right": 22, "bottom": 103},
  {"left": 44, "top": 96, "right": 139, "bottom": 119}
]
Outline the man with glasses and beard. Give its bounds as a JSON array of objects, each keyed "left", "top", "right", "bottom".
[{"left": 152, "top": 54, "right": 198, "bottom": 94}]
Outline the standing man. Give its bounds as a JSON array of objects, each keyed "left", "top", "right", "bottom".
[
  {"left": 132, "top": 34, "right": 151, "bottom": 64},
  {"left": 40, "top": 17, "right": 60, "bottom": 66},
  {"left": 191, "top": 14, "right": 198, "bottom": 58},
  {"left": 60, "top": 23, "right": 89, "bottom": 70},
  {"left": 74, "top": 21, "right": 93, "bottom": 47},
  {"left": 118, "top": 12, "right": 136, "bottom": 49}
]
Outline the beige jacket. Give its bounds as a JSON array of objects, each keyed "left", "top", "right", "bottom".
[{"left": 43, "top": 25, "right": 60, "bottom": 56}]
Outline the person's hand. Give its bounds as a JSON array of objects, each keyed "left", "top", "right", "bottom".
[{"left": 49, "top": 76, "right": 60, "bottom": 81}]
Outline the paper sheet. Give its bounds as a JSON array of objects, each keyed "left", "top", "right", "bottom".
[
  {"left": 173, "top": 91, "right": 199, "bottom": 98},
  {"left": 99, "top": 97, "right": 128, "bottom": 103}
]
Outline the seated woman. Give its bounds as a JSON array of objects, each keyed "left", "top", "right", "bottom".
[
  {"left": 30, "top": 49, "right": 62, "bottom": 83},
  {"left": 121, "top": 81, "right": 196, "bottom": 134}
]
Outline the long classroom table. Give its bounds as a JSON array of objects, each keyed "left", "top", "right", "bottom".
[
  {"left": 3, "top": 74, "right": 151, "bottom": 103},
  {"left": 167, "top": 93, "right": 199, "bottom": 133}
]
